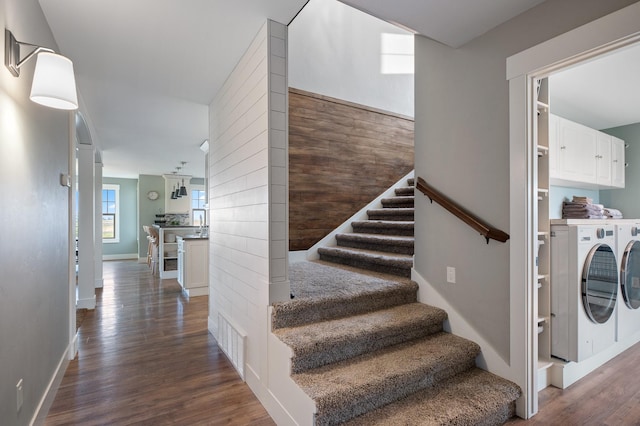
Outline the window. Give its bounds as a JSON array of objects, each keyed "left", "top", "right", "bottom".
[
  {"left": 102, "top": 184, "right": 120, "bottom": 243},
  {"left": 192, "top": 189, "right": 206, "bottom": 226},
  {"left": 380, "top": 33, "right": 414, "bottom": 75}
]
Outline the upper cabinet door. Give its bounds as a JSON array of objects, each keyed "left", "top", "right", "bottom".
[
  {"left": 596, "top": 132, "right": 612, "bottom": 187},
  {"left": 611, "top": 136, "right": 626, "bottom": 188},
  {"left": 558, "top": 117, "right": 597, "bottom": 184}
]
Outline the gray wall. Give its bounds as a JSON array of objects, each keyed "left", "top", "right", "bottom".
[
  {"left": 0, "top": 0, "right": 72, "bottom": 423},
  {"left": 102, "top": 177, "right": 138, "bottom": 256},
  {"left": 138, "top": 174, "right": 165, "bottom": 259},
  {"left": 289, "top": 0, "right": 414, "bottom": 117},
  {"left": 414, "top": 0, "right": 637, "bottom": 361},
  {"left": 599, "top": 123, "right": 640, "bottom": 217}
]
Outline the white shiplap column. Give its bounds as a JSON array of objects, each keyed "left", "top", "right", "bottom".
[{"left": 77, "top": 144, "right": 96, "bottom": 309}]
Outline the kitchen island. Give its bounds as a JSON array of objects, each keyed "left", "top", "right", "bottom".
[
  {"left": 152, "top": 225, "right": 206, "bottom": 279},
  {"left": 177, "top": 235, "right": 209, "bottom": 297}
]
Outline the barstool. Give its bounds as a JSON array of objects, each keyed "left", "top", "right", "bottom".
[{"left": 145, "top": 226, "right": 160, "bottom": 275}]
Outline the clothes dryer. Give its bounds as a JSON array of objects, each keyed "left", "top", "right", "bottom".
[
  {"left": 616, "top": 221, "right": 640, "bottom": 342},
  {"left": 551, "top": 223, "right": 618, "bottom": 362}
]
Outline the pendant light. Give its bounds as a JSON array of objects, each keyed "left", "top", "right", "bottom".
[
  {"left": 171, "top": 184, "right": 178, "bottom": 199},
  {"left": 178, "top": 162, "right": 188, "bottom": 196},
  {"left": 179, "top": 178, "right": 188, "bottom": 197}
]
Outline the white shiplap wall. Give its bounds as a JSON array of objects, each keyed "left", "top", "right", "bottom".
[{"left": 208, "top": 20, "right": 288, "bottom": 393}]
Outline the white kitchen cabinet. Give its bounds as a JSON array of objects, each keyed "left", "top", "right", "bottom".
[
  {"left": 612, "top": 136, "right": 626, "bottom": 188},
  {"left": 555, "top": 116, "right": 598, "bottom": 184},
  {"left": 176, "top": 236, "right": 209, "bottom": 297},
  {"left": 550, "top": 114, "right": 625, "bottom": 189},
  {"left": 154, "top": 226, "right": 201, "bottom": 279},
  {"left": 595, "top": 132, "right": 612, "bottom": 186}
]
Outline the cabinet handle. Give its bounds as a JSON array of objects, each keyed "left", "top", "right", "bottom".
[
  {"left": 560, "top": 146, "right": 566, "bottom": 150},
  {"left": 613, "top": 160, "right": 618, "bottom": 163}
]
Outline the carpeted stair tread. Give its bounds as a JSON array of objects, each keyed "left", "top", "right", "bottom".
[
  {"left": 293, "top": 332, "right": 481, "bottom": 426},
  {"left": 336, "top": 233, "right": 414, "bottom": 254},
  {"left": 344, "top": 367, "right": 522, "bottom": 425},
  {"left": 318, "top": 246, "right": 413, "bottom": 277},
  {"left": 381, "top": 196, "right": 415, "bottom": 208},
  {"left": 394, "top": 187, "right": 415, "bottom": 196},
  {"left": 351, "top": 220, "right": 414, "bottom": 236},
  {"left": 367, "top": 207, "right": 414, "bottom": 221},
  {"left": 272, "top": 262, "right": 418, "bottom": 329},
  {"left": 274, "top": 303, "right": 446, "bottom": 373}
]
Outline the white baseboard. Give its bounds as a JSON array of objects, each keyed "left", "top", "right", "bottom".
[
  {"left": 76, "top": 295, "right": 96, "bottom": 310},
  {"left": 94, "top": 278, "right": 104, "bottom": 289},
  {"left": 31, "top": 332, "right": 77, "bottom": 425},
  {"left": 550, "top": 329, "right": 640, "bottom": 389},
  {"left": 102, "top": 253, "right": 138, "bottom": 261},
  {"left": 306, "top": 170, "right": 415, "bottom": 260},
  {"left": 412, "top": 268, "right": 512, "bottom": 380},
  {"left": 288, "top": 251, "right": 308, "bottom": 263}
]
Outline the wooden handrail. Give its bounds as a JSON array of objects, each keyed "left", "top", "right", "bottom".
[{"left": 416, "top": 177, "right": 510, "bottom": 244}]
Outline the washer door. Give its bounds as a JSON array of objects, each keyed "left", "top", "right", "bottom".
[
  {"left": 621, "top": 240, "right": 640, "bottom": 309},
  {"left": 582, "top": 244, "right": 618, "bottom": 324}
]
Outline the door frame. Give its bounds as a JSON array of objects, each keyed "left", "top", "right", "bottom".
[{"left": 507, "top": 2, "right": 640, "bottom": 418}]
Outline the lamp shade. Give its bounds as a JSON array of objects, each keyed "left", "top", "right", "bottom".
[{"left": 29, "top": 52, "right": 78, "bottom": 110}]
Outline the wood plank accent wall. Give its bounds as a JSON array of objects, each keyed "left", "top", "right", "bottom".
[{"left": 289, "top": 88, "right": 414, "bottom": 251}]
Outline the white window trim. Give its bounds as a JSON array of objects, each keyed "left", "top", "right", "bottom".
[
  {"left": 103, "top": 184, "right": 120, "bottom": 243},
  {"left": 190, "top": 184, "right": 206, "bottom": 225}
]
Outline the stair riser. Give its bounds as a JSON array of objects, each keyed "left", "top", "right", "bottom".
[
  {"left": 271, "top": 290, "right": 417, "bottom": 329},
  {"left": 394, "top": 187, "right": 414, "bottom": 196},
  {"left": 351, "top": 225, "right": 414, "bottom": 236},
  {"left": 381, "top": 199, "right": 414, "bottom": 208},
  {"left": 318, "top": 252, "right": 412, "bottom": 278},
  {"left": 382, "top": 200, "right": 414, "bottom": 209},
  {"left": 367, "top": 208, "right": 415, "bottom": 222},
  {"left": 367, "top": 213, "right": 415, "bottom": 221},
  {"left": 291, "top": 322, "right": 442, "bottom": 373},
  {"left": 336, "top": 239, "right": 414, "bottom": 255},
  {"left": 315, "top": 357, "right": 477, "bottom": 426}
]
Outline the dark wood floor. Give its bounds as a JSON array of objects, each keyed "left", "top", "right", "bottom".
[
  {"left": 507, "top": 344, "right": 640, "bottom": 424},
  {"left": 45, "top": 260, "right": 274, "bottom": 425}
]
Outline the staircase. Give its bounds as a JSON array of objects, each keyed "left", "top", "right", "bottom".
[
  {"left": 269, "top": 177, "right": 521, "bottom": 424},
  {"left": 271, "top": 261, "right": 521, "bottom": 425},
  {"left": 317, "top": 178, "right": 415, "bottom": 277}
]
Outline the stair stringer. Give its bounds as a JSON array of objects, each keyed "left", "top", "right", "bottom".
[
  {"left": 266, "top": 306, "right": 316, "bottom": 426},
  {"left": 412, "top": 268, "right": 517, "bottom": 391},
  {"left": 304, "top": 170, "right": 415, "bottom": 261}
]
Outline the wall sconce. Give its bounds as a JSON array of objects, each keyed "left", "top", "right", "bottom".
[{"left": 4, "top": 29, "right": 78, "bottom": 110}]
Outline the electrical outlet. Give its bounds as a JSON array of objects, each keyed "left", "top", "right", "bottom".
[
  {"left": 447, "top": 267, "right": 456, "bottom": 284},
  {"left": 16, "top": 379, "right": 23, "bottom": 412}
]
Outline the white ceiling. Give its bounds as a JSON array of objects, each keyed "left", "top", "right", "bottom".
[
  {"left": 550, "top": 43, "right": 640, "bottom": 130},
  {"left": 38, "top": 0, "right": 309, "bottom": 178},
  {"left": 338, "top": 0, "right": 546, "bottom": 47},
  {"left": 39, "top": 0, "right": 636, "bottom": 179}
]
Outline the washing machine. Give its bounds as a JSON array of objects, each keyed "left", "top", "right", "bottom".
[
  {"left": 616, "top": 221, "right": 640, "bottom": 342},
  {"left": 551, "top": 223, "right": 618, "bottom": 362}
]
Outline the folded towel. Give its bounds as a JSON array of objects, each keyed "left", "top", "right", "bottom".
[
  {"left": 572, "top": 196, "right": 593, "bottom": 204},
  {"left": 562, "top": 201, "right": 606, "bottom": 219},
  {"left": 604, "top": 208, "right": 623, "bottom": 219}
]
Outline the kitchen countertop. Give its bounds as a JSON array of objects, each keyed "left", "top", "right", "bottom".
[
  {"left": 153, "top": 224, "right": 202, "bottom": 229},
  {"left": 177, "top": 235, "right": 209, "bottom": 240}
]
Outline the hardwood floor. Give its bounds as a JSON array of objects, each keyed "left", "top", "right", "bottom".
[
  {"left": 44, "top": 260, "right": 274, "bottom": 426},
  {"left": 507, "top": 343, "right": 640, "bottom": 425}
]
